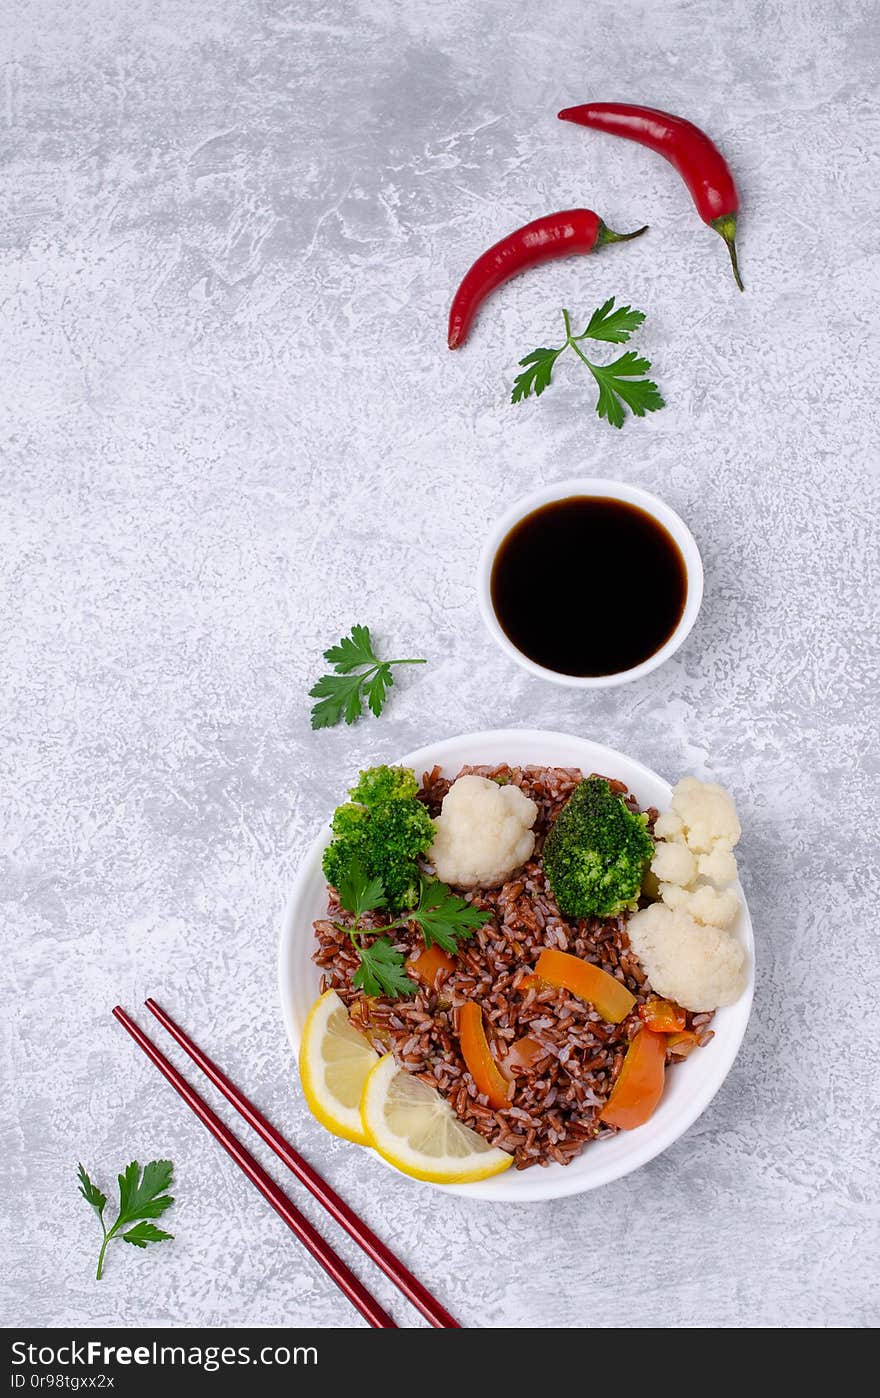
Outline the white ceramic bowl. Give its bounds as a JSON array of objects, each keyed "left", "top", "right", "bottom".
[
  {"left": 477, "top": 479, "right": 704, "bottom": 689},
  {"left": 279, "top": 728, "right": 754, "bottom": 1202}
]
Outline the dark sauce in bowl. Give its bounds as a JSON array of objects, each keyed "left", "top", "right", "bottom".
[{"left": 490, "top": 495, "right": 688, "bottom": 677}]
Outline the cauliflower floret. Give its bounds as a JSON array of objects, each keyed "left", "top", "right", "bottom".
[
  {"left": 660, "top": 879, "right": 739, "bottom": 927},
  {"left": 651, "top": 840, "right": 697, "bottom": 887},
  {"left": 670, "top": 777, "right": 741, "bottom": 854},
  {"left": 626, "top": 903, "right": 746, "bottom": 1011},
  {"left": 659, "top": 881, "right": 693, "bottom": 911},
  {"left": 683, "top": 883, "right": 739, "bottom": 929},
  {"left": 428, "top": 775, "right": 538, "bottom": 889},
  {"left": 642, "top": 778, "right": 742, "bottom": 988},
  {"left": 653, "top": 810, "right": 686, "bottom": 843},
  {"left": 697, "top": 845, "right": 738, "bottom": 886}
]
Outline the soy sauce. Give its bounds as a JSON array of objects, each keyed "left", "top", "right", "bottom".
[{"left": 490, "top": 495, "right": 688, "bottom": 677}]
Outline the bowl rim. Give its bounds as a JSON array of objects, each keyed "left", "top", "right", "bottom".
[
  {"left": 476, "top": 478, "right": 704, "bottom": 689},
  {"left": 278, "top": 727, "right": 754, "bottom": 1202}
]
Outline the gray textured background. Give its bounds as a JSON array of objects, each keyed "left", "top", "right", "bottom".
[{"left": 2, "top": 0, "right": 878, "bottom": 1330}]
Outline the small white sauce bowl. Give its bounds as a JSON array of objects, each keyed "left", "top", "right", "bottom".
[{"left": 477, "top": 478, "right": 704, "bottom": 689}]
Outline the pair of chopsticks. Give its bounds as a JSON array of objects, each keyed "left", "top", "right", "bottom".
[{"left": 113, "top": 999, "right": 458, "bottom": 1329}]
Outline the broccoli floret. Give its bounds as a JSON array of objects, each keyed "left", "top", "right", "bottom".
[
  {"left": 543, "top": 777, "right": 654, "bottom": 919},
  {"left": 348, "top": 765, "right": 419, "bottom": 805},
  {"left": 322, "top": 766, "right": 435, "bottom": 912}
]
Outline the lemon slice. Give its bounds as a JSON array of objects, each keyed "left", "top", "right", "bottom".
[
  {"left": 299, "top": 989, "right": 378, "bottom": 1144},
  {"left": 360, "top": 1053, "right": 513, "bottom": 1184}
]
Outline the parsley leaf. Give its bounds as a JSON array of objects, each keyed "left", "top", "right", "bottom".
[
  {"left": 578, "top": 297, "right": 646, "bottom": 344},
  {"left": 587, "top": 351, "right": 665, "bottom": 429},
  {"left": 116, "top": 1159, "right": 174, "bottom": 1227},
  {"left": 511, "top": 299, "right": 665, "bottom": 428},
  {"left": 78, "top": 1159, "right": 175, "bottom": 1279},
  {"left": 363, "top": 663, "right": 393, "bottom": 718},
  {"left": 353, "top": 937, "right": 418, "bottom": 998},
  {"left": 309, "top": 672, "right": 364, "bottom": 729},
  {"left": 309, "top": 626, "right": 425, "bottom": 729},
  {"left": 123, "top": 1222, "right": 175, "bottom": 1249},
  {"left": 77, "top": 1164, "right": 107, "bottom": 1219},
  {"left": 337, "top": 861, "right": 386, "bottom": 921},
  {"left": 407, "top": 877, "right": 492, "bottom": 953},
  {"left": 322, "top": 624, "right": 379, "bottom": 673},
  {"left": 511, "top": 346, "right": 563, "bottom": 403}
]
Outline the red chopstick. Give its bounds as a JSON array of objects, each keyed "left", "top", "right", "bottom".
[
  {"left": 144, "top": 997, "right": 459, "bottom": 1330},
  {"left": 112, "top": 1006, "right": 396, "bottom": 1329}
]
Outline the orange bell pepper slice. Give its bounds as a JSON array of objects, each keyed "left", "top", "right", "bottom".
[
  {"left": 458, "top": 1001, "right": 512, "bottom": 1109},
  {"left": 408, "top": 943, "right": 456, "bottom": 990},
  {"left": 665, "top": 1029, "right": 700, "bottom": 1058},
  {"left": 599, "top": 1028, "right": 666, "bottom": 1130},
  {"left": 533, "top": 948, "right": 636, "bottom": 1023},
  {"left": 505, "top": 1035, "right": 545, "bottom": 1073},
  {"left": 638, "top": 999, "right": 686, "bottom": 1033}
]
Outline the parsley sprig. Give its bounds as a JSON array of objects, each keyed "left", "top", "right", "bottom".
[
  {"left": 77, "top": 1160, "right": 174, "bottom": 1280},
  {"left": 335, "top": 863, "right": 491, "bottom": 998},
  {"left": 512, "top": 298, "right": 665, "bottom": 428},
  {"left": 309, "top": 625, "right": 426, "bottom": 729}
]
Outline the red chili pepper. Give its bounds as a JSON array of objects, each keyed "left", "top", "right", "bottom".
[
  {"left": 447, "top": 209, "right": 647, "bottom": 350},
  {"left": 558, "top": 104, "right": 743, "bottom": 291}
]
